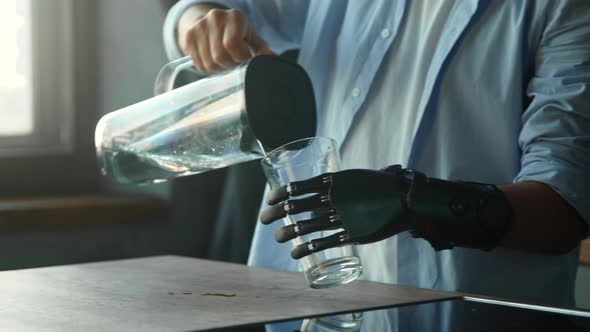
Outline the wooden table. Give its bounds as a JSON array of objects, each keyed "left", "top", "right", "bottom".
[{"left": 0, "top": 255, "right": 457, "bottom": 331}]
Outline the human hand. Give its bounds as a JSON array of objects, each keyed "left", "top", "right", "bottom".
[
  {"left": 260, "top": 167, "right": 415, "bottom": 259},
  {"left": 179, "top": 6, "right": 275, "bottom": 72}
]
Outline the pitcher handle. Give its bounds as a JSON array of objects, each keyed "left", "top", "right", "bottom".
[{"left": 154, "top": 56, "right": 202, "bottom": 96}]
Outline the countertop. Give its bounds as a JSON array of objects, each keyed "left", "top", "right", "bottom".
[{"left": 0, "top": 255, "right": 458, "bottom": 331}]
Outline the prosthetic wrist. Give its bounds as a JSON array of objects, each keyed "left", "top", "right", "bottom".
[{"left": 405, "top": 170, "right": 514, "bottom": 251}]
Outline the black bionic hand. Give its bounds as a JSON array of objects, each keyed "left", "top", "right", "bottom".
[
  {"left": 261, "top": 166, "right": 415, "bottom": 259},
  {"left": 261, "top": 165, "right": 513, "bottom": 259}
]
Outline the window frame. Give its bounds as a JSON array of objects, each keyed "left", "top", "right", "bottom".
[
  {"left": 0, "top": 0, "right": 99, "bottom": 196},
  {"left": 0, "top": 0, "right": 75, "bottom": 156}
]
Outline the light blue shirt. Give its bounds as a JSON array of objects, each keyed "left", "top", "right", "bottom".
[{"left": 164, "top": 0, "right": 590, "bottom": 307}]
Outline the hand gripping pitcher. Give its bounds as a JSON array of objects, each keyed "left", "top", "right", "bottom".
[{"left": 95, "top": 55, "right": 317, "bottom": 184}]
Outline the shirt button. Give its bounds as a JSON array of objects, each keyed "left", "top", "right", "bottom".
[
  {"left": 351, "top": 87, "right": 361, "bottom": 97},
  {"left": 380, "top": 28, "right": 390, "bottom": 39}
]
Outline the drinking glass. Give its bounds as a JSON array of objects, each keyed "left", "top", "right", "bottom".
[{"left": 261, "top": 137, "right": 363, "bottom": 288}]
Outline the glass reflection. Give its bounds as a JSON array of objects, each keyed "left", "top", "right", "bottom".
[{"left": 299, "top": 312, "right": 363, "bottom": 332}]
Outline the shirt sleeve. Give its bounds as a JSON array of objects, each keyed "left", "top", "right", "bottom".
[
  {"left": 514, "top": 0, "right": 590, "bottom": 234},
  {"left": 162, "top": 0, "right": 308, "bottom": 61}
]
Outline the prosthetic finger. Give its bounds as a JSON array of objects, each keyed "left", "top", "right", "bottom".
[
  {"left": 260, "top": 194, "right": 331, "bottom": 225},
  {"left": 266, "top": 174, "right": 333, "bottom": 205},
  {"left": 291, "top": 231, "right": 352, "bottom": 259},
  {"left": 274, "top": 213, "right": 343, "bottom": 243}
]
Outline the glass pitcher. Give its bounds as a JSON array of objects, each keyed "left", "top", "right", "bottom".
[{"left": 95, "top": 55, "right": 317, "bottom": 184}]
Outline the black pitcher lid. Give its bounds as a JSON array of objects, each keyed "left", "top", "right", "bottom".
[{"left": 244, "top": 55, "right": 317, "bottom": 149}]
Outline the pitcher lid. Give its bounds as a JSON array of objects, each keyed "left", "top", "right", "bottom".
[{"left": 244, "top": 55, "right": 317, "bottom": 149}]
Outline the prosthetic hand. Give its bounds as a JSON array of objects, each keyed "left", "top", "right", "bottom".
[{"left": 260, "top": 165, "right": 513, "bottom": 259}]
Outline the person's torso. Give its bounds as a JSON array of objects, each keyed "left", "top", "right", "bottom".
[{"left": 249, "top": 0, "right": 579, "bottom": 307}]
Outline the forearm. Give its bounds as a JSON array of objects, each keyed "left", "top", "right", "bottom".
[
  {"left": 177, "top": 3, "right": 225, "bottom": 54},
  {"left": 499, "top": 181, "right": 587, "bottom": 255}
]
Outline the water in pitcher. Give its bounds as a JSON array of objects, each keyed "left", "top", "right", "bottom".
[
  {"left": 98, "top": 80, "right": 270, "bottom": 184},
  {"left": 102, "top": 132, "right": 266, "bottom": 184},
  {"left": 102, "top": 147, "right": 264, "bottom": 184}
]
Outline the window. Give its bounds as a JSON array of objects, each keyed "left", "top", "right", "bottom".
[
  {"left": 0, "top": 0, "right": 33, "bottom": 137},
  {"left": 0, "top": 0, "right": 74, "bottom": 156},
  {"left": 0, "top": 0, "right": 98, "bottom": 196}
]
